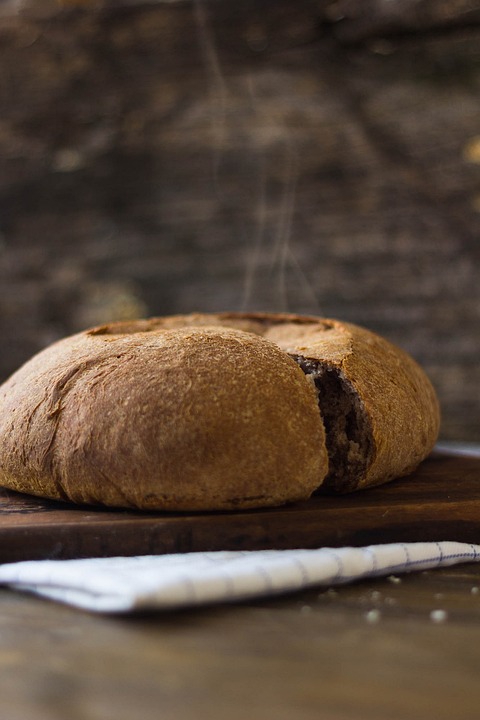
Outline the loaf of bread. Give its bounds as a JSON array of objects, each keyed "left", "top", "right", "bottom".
[{"left": 0, "top": 312, "right": 440, "bottom": 510}]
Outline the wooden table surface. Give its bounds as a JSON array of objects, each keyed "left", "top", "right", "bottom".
[{"left": 2, "top": 560, "right": 480, "bottom": 719}]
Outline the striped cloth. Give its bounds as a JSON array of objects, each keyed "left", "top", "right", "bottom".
[{"left": 0, "top": 541, "right": 478, "bottom": 613}]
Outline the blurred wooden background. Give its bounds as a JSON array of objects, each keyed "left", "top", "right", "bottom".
[{"left": 0, "top": 0, "right": 479, "bottom": 440}]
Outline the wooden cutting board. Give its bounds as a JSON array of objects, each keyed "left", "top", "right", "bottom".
[{"left": 1, "top": 451, "right": 479, "bottom": 563}]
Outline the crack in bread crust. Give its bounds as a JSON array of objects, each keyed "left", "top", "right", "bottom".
[{"left": 291, "top": 356, "right": 375, "bottom": 493}]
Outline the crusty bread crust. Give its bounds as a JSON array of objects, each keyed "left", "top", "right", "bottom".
[
  {"left": 0, "top": 312, "right": 440, "bottom": 510},
  {"left": 0, "top": 324, "right": 327, "bottom": 510}
]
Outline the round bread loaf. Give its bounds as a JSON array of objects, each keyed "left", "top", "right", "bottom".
[
  {"left": 0, "top": 324, "right": 327, "bottom": 510},
  {"left": 0, "top": 312, "right": 440, "bottom": 510}
]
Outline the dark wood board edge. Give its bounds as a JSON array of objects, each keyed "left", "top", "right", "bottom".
[{"left": 1, "top": 509, "right": 480, "bottom": 564}]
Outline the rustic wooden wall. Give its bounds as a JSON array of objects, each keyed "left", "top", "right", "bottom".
[{"left": 0, "top": 0, "right": 479, "bottom": 440}]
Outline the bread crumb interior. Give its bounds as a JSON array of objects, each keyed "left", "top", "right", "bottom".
[{"left": 292, "top": 356, "right": 373, "bottom": 493}]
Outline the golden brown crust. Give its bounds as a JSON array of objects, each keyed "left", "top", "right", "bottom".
[
  {"left": 0, "top": 311, "right": 440, "bottom": 510},
  {"left": 0, "top": 325, "right": 327, "bottom": 510}
]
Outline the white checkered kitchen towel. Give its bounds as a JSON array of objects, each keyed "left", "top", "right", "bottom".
[{"left": 0, "top": 541, "right": 479, "bottom": 613}]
